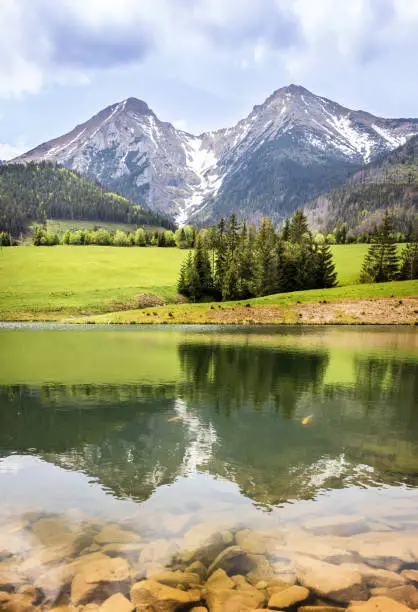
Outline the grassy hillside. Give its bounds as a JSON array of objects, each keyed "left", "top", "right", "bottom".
[
  {"left": 0, "top": 246, "right": 186, "bottom": 319},
  {"left": 0, "top": 162, "right": 172, "bottom": 236},
  {"left": 1, "top": 244, "right": 417, "bottom": 322}
]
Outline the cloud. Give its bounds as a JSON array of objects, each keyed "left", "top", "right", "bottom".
[
  {"left": 1, "top": 0, "right": 418, "bottom": 123},
  {"left": 0, "top": 141, "right": 29, "bottom": 161},
  {"left": 172, "top": 119, "right": 188, "bottom": 131}
]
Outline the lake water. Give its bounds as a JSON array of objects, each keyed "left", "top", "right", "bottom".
[{"left": 1, "top": 325, "right": 418, "bottom": 610}]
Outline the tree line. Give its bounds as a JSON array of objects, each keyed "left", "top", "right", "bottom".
[
  {"left": 360, "top": 211, "right": 418, "bottom": 282},
  {"left": 29, "top": 224, "right": 197, "bottom": 248},
  {"left": 178, "top": 210, "right": 338, "bottom": 302}
]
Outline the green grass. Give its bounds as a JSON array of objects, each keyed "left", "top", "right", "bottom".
[
  {"left": 79, "top": 280, "right": 418, "bottom": 325},
  {"left": 45, "top": 219, "right": 166, "bottom": 235},
  {"left": 330, "top": 244, "right": 405, "bottom": 286},
  {"left": 250, "top": 279, "right": 418, "bottom": 305},
  {"left": 0, "top": 243, "right": 416, "bottom": 322},
  {"left": 0, "top": 245, "right": 188, "bottom": 318}
]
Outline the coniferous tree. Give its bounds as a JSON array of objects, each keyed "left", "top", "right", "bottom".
[
  {"left": 226, "top": 213, "right": 240, "bottom": 255},
  {"left": 222, "top": 254, "right": 240, "bottom": 301},
  {"left": 178, "top": 252, "right": 193, "bottom": 296},
  {"left": 254, "top": 217, "right": 278, "bottom": 296},
  {"left": 360, "top": 211, "right": 399, "bottom": 283},
  {"left": 289, "top": 209, "right": 310, "bottom": 243},
  {"left": 282, "top": 218, "right": 290, "bottom": 241},
  {"left": 237, "top": 221, "right": 255, "bottom": 298},
  {"left": 315, "top": 244, "right": 338, "bottom": 288},
  {"left": 191, "top": 233, "right": 213, "bottom": 301},
  {"left": 399, "top": 237, "right": 418, "bottom": 280},
  {"left": 214, "top": 217, "right": 228, "bottom": 299}
]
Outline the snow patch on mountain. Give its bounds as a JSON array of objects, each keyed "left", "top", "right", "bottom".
[
  {"left": 176, "top": 134, "right": 223, "bottom": 226},
  {"left": 13, "top": 86, "right": 418, "bottom": 224},
  {"left": 371, "top": 124, "right": 408, "bottom": 149}
]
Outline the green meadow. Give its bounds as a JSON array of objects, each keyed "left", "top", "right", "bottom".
[{"left": 0, "top": 243, "right": 416, "bottom": 321}]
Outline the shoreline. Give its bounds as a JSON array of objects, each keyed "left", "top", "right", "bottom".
[{"left": 2, "top": 296, "right": 418, "bottom": 326}]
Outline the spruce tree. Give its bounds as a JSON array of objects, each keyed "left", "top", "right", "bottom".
[
  {"left": 289, "top": 209, "right": 310, "bottom": 243},
  {"left": 214, "top": 217, "right": 228, "bottom": 299},
  {"left": 282, "top": 218, "right": 290, "bottom": 241},
  {"left": 192, "top": 234, "right": 213, "bottom": 301},
  {"left": 222, "top": 254, "right": 240, "bottom": 301},
  {"left": 237, "top": 221, "right": 255, "bottom": 298},
  {"left": 226, "top": 213, "right": 240, "bottom": 255},
  {"left": 254, "top": 218, "right": 278, "bottom": 296},
  {"left": 177, "top": 252, "right": 193, "bottom": 296},
  {"left": 399, "top": 238, "right": 418, "bottom": 280},
  {"left": 315, "top": 244, "right": 338, "bottom": 288},
  {"left": 360, "top": 211, "right": 399, "bottom": 283}
]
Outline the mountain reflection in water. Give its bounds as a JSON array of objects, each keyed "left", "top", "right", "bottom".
[{"left": 0, "top": 326, "right": 418, "bottom": 611}]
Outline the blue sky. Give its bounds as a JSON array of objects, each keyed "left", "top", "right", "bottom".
[{"left": 1, "top": 0, "right": 418, "bottom": 159}]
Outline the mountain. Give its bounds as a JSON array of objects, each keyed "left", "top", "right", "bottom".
[
  {"left": 13, "top": 86, "right": 418, "bottom": 225},
  {"left": 306, "top": 134, "right": 418, "bottom": 235},
  {"left": 0, "top": 162, "right": 172, "bottom": 236}
]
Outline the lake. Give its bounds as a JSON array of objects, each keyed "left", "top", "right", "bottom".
[{"left": 1, "top": 324, "right": 418, "bottom": 610}]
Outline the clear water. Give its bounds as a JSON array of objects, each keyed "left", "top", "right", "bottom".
[{"left": 0, "top": 325, "right": 418, "bottom": 608}]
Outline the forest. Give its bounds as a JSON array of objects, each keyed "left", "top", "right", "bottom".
[
  {"left": 178, "top": 210, "right": 338, "bottom": 301},
  {"left": 178, "top": 210, "right": 418, "bottom": 302},
  {"left": 0, "top": 162, "right": 172, "bottom": 236}
]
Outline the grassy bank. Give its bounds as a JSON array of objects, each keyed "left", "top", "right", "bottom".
[
  {"left": 1, "top": 244, "right": 417, "bottom": 324},
  {"left": 73, "top": 280, "right": 418, "bottom": 325}
]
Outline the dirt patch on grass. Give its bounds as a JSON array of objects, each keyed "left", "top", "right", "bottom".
[
  {"left": 109, "top": 292, "right": 167, "bottom": 312},
  {"left": 205, "top": 298, "right": 418, "bottom": 325}
]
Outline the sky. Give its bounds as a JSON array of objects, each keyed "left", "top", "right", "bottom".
[{"left": 1, "top": 0, "right": 418, "bottom": 159}]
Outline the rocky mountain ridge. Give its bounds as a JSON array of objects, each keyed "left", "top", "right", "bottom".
[{"left": 14, "top": 85, "right": 418, "bottom": 224}]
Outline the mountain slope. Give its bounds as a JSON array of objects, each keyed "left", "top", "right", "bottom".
[
  {"left": 14, "top": 86, "right": 418, "bottom": 224},
  {"left": 306, "top": 134, "right": 418, "bottom": 235},
  {"left": 0, "top": 162, "right": 172, "bottom": 236}
]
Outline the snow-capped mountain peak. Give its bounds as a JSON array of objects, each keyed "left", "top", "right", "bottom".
[{"left": 13, "top": 87, "right": 418, "bottom": 224}]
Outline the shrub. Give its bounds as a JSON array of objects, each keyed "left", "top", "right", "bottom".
[
  {"left": 0, "top": 232, "right": 11, "bottom": 246},
  {"left": 134, "top": 228, "right": 147, "bottom": 246},
  {"left": 113, "top": 230, "right": 130, "bottom": 246}
]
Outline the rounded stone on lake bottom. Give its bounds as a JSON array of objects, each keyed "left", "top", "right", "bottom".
[
  {"left": 205, "top": 587, "right": 265, "bottom": 612},
  {"left": 99, "top": 593, "right": 134, "bottom": 612},
  {"left": 370, "top": 584, "right": 418, "bottom": 609},
  {"left": 348, "top": 595, "right": 414, "bottom": 611},
  {"left": 206, "top": 568, "right": 234, "bottom": 590},
  {"left": 185, "top": 561, "right": 208, "bottom": 581},
  {"left": 267, "top": 584, "right": 309, "bottom": 609},
  {"left": 295, "top": 556, "right": 368, "bottom": 603},
  {"left": 95, "top": 525, "right": 141, "bottom": 546},
  {"left": 130, "top": 579, "right": 199, "bottom": 610},
  {"left": 148, "top": 569, "right": 201, "bottom": 587},
  {"left": 401, "top": 569, "right": 418, "bottom": 583},
  {"left": 207, "top": 545, "right": 250, "bottom": 576},
  {"left": 0, "top": 591, "right": 36, "bottom": 612},
  {"left": 299, "top": 607, "right": 345, "bottom": 612},
  {"left": 70, "top": 556, "right": 131, "bottom": 606}
]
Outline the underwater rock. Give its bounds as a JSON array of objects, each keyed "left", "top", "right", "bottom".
[
  {"left": 99, "top": 593, "right": 134, "bottom": 612},
  {"left": 302, "top": 514, "right": 369, "bottom": 537},
  {"left": 95, "top": 526, "right": 141, "bottom": 546},
  {"left": 148, "top": 569, "right": 201, "bottom": 588},
  {"left": 267, "top": 584, "right": 309, "bottom": 609},
  {"left": 348, "top": 595, "right": 413, "bottom": 611},
  {"left": 295, "top": 556, "right": 368, "bottom": 603},
  {"left": 70, "top": 556, "right": 131, "bottom": 606},
  {"left": 369, "top": 585, "right": 418, "bottom": 609},
  {"left": 130, "top": 579, "right": 199, "bottom": 611},
  {"left": 207, "top": 546, "right": 250, "bottom": 576}
]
